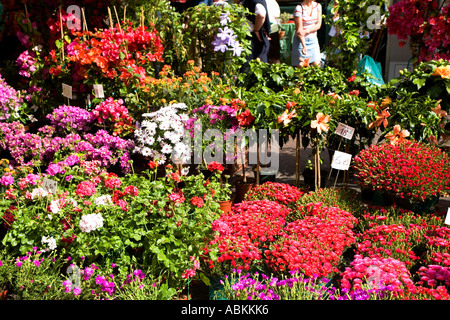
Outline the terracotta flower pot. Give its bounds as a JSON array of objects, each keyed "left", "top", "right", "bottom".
[
  {"left": 234, "top": 177, "right": 256, "bottom": 203},
  {"left": 218, "top": 200, "right": 233, "bottom": 214}
]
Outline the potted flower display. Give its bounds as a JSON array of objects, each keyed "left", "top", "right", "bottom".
[
  {"left": 206, "top": 161, "right": 233, "bottom": 213},
  {"left": 353, "top": 139, "right": 450, "bottom": 213}
]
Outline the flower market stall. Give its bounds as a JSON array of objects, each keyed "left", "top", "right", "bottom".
[{"left": 0, "top": 0, "right": 449, "bottom": 304}]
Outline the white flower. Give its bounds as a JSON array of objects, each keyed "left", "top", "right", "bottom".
[
  {"left": 49, "top": 199, "right": 61, "bottom": 214},
  {"left": 95, "top": 195, "right": 112, "bottom": 206},
  {"left": 79, "top": 213, "right": 104, "bottom": 233},
  {"left": 31, "top": 187, "right": 49, "bottom": 199},
  {"left": 41, "top": 235, "right": 57, "bottom": 251},
  {"left": 159, "top": 121, "right": 170, "bottom": 131},
  {"left": 161, "top": 144, "right": 173, "bottom": 154},
  {"left": 141, "top": 146, "right": 152, "bottom": 157}
]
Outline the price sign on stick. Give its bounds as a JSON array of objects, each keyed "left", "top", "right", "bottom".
[
  {"left": 335, "top": 122, "right": 355, "bottom": 140},
  {"left": 331, "top": 151, "right": 352, "bottom": 171},
  {"left": 43, "top": 178, "right": 58, "bottom": 194},
  {"left": 93, "top": 84, "right": 104, "bottom": 98},
  {"left": 445, "top": 208, "right": 450, "bottom": 225},
  {"left": 62, "top": 83, "right": 73, "bottom": 100}
]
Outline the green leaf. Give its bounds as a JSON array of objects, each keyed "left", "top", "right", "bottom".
[
  {"left": 413, "top": 78, "right": 426, "bottom": 90},
  {"left": 200, "top": 272, "right": 211, "bottom": 286},
  {"left": 55, "top": 39, "right": 63, "bottom": 49}
]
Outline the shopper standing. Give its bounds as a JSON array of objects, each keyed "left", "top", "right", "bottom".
[{"left": 291, "top": 0, "right": 322, "bottom": 67}]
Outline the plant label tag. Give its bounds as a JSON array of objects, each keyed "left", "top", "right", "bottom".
[
  {"left": 43, "top": 178, "right": 58, "bottom": 194},
  {"left": 331, "top": 151, "right": 352, "bottom": 171},
  {"left": 62, "top": 83, "right": 73, "bottom": 99},
  {"left": 93, "top": 84, "right": 104, "bottom": 98},
  {"left": 445, "top": 208, "right": 450, "bottom": 225},
  {"left": 335, "top": 122, "right": 355, "bottom": 140}
]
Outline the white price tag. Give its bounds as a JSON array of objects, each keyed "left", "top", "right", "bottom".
[
  {"left": 43, "top": 178, "right": 58, "bottom": 194},
  {"left": 93, "top": 84, "right": 104, "bottom": 98},
  {"left": 62, "top": 83, "right": 73, "bottom": 99},
  {"left": 331, "top": 150, "right": 352, "bottom": 171},
  {"left": 335, "top": 122, "right": 355, "bottom": 140},
  {"left": 445, "top": 208, "right": 450, "bottom": 225}
]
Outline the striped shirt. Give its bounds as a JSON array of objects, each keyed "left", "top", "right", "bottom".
[{"left": 293, "top": 2, "right": 321, "bottom": 39}]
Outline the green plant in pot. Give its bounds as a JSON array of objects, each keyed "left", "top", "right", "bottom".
[{"left": 207, "top": 162, "right": 233, "bottom": 213}]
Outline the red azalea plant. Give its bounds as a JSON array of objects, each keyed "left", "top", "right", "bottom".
[{"left": 353, "top": 140, "right": 450, "bottom": 202}]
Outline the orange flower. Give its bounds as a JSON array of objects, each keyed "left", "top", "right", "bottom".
[
  {"left": 286, "top": 101, "right": 296, "bottom": 110},
  {"left": 369, "top": 108, "right": 390, "bottom": 130},
  {"left": 431, "top": 101, "right": 448, "bottom": 118},
  {"left": 310, "top": 112, "right": 330, "bottom": 134},
  {"left": 380, "top": 96, "right": 392, "bottom": 108},
  {"left": 432, "top": 65, "right": 450, "bottom": 79},
  {"left": 299, "top": 57, "right": 310, "bottom": 68},
  {"left": 385, "top": 124, "right": 410, "bottom": 145},
  {"left": 278, "top": 109, "right": 297, "bottom": 126}
]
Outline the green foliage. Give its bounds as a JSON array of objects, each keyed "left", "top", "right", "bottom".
[
  {"left": 325, "top": 0, "right": 389, "bottom": 76},
  {"left": 182, "top": 3, "right": 251, "bottom": 79},
  {"left": 386, "top": 60, "right": 450, "bottom": 112}
]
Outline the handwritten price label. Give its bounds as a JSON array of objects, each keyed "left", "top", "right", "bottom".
[
  {"left": 43, "top": 178, "right": 58, "bottom": 194},
  {"left": 331, "top": 151, "right": 352, "bottom": 171},
  {"left": 445, "top": 208, "right": 450, "bottom": 225},
  {"left": 335, "top": 122, "right": 355, "bottom": 140},
  {"left": 62, "top": 83, "right": 73, "bottom": 100},
  {"left": 93, "top": 84, "right": 104, "bottom": 98}
]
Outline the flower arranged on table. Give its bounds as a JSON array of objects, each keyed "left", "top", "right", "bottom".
[
  {"left": 353, "top": 140, "right": 450, "bottom": 202},
  {"left": 68, "top": 24, "right": 163, "bottom": 87}
]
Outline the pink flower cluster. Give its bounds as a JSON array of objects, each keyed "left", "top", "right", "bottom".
[
  {"left": 386, "top": 0, "right": 450, "bottom": 61},
  {"left": 418, "top": 265, "right": 450, "bottom": 288},
  {"left": 339, "top": 254, "right": 414, "bottom": 293}
]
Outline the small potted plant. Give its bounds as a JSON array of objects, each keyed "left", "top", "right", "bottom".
[
  {"left": 207, "top": 161, "right": 233, "bottom": 213},
  {"left": 280, "top": 12, "right": 291, "bottom": 24}
]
